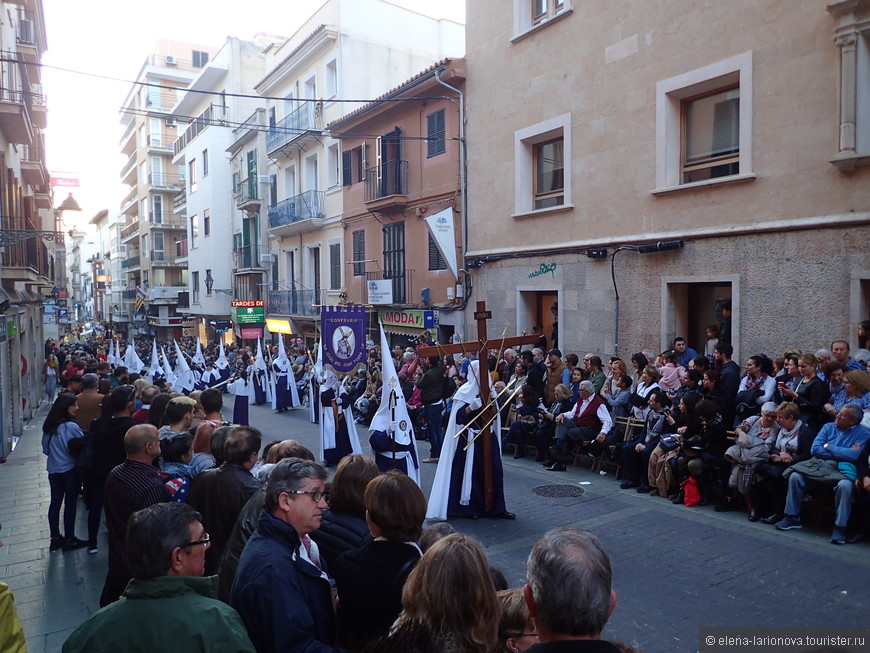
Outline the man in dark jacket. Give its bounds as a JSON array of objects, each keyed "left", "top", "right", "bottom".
[
  {"left": 417, "top": 356, "right": 445, "bottom": 463},
  {"left": 188, "top": 426, "right": 262, "bottom": 575},
  {"left": 231, "top": 458, "right": 338, "bottom": 653}
]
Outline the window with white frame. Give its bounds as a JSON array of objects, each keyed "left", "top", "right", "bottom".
[
  {"left": 141, "top": 234, "right": 149, "bottom": 258},
  {"left": 189, "top": 158, "right": 198, "bottom": 193},
  {"left": 654, "top": 51, "right": 754, "bottom": 193},
  {"left": 192, "top": 271, "right": 200, "bottom": 303},
  {"left": 325, "top": 59, "right": 338, "bottom": 98},
  {"left": 202, "top": 149, "right": 209, "bottom": 177},
  {"left": 190, "top": 214, "right": 199, "bottom": 248},
  {"left": 328, "top": 241, "right": 341, "bottom": 291},
  {"left": 327, "top": 144, "right": 340, "bottom": 188},
  {"left": 514, "top": 113, "right": 572, "bottom": 216},
  {"left": 513, "top": 0, "right": 571, "bottom": 39}
]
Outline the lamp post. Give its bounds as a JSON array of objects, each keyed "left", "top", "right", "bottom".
[{"left": 611, "top": 240, "right": 684, "bottom": 358}]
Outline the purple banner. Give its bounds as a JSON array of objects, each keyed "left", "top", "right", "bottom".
[{"left": 321, "top": 305, "right": 366, "bottom": 374}]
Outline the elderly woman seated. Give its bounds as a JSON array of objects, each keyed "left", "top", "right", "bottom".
[{"left": 716, "top": 402, "right": 780, "bottom": 513}]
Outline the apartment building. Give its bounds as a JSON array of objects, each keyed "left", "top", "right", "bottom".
[
  {"left": 117, "top": 40, "right": 218, "bottom": 340},
  {"left": 464, "top": 0, "right": 870, "bottom": 360},
  {"left": 328, "top": 58, "right": 466, "bottom": 346},
  {"left": 172, "top": 35, "right": 279, "bottom": 346},
  {"left": 0, "top": 0, "right": 52, "bottom": 445},
  {"left": 259, "top": 0, "right": 463, "bottom": 346}
]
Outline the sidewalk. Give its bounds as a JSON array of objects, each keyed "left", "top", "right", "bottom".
[{"left": 0, "top": 399, "right": 104, "bottom": 653}]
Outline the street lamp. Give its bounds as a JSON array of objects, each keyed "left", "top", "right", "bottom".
[{"left": 610, "top": 240, "right": 684, "bottom": 358}]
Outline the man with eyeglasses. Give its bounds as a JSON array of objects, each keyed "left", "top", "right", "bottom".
[
  {"left": 64, "top": 503, "right": 255, "bottom": 652},
  {"left": 232, "top": 458, "right": 339, "bottom": 653},
  {"left": 100, "top": 424, "right": 171, "bottom": 607}
]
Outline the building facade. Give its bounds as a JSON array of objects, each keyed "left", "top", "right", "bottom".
[
  {"left": 0, "top": 0, "right": 52, "bottom": 448},
  {"left": 259, "top": 0, "right": 464, "bottom": 346},
  {"left": 464, "top": 0, "right": 870, "bottom": 361},
  {"left": 117, "top": 40, "right": 218, "bottom": 340},
  {"left": 172, "top": 35, "right": 278, "bottom": 346},
  {"left": 328, "top": 58, "right": 466, "bottom": 345}
]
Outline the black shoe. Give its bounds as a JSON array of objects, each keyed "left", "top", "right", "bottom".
[
  {"left": 62, "top": 537, "right": 88, "bottom": 552},
  {"left": 760, "top": 513, "right": 782, "bottom": 525},
  {"left": 636, "top": 485, "right": 652, "bottom": 494},
  {"left": 546, "top": 462, "right": 566, "bottom": 472},
  {"left": 541, "top": 459, "right": 556, "bottom": 467},
  {"left": 496, "top": 511, "right": 516, "bottom": 520},
  {"left": 747, "top": 509, "right": 760, "bottom": 522},
  {"left": 620, "top": 480, "right": 638, "bottom": 489},
  {"left": 50, "top": 537, "right": 64, "bottom": 552}
]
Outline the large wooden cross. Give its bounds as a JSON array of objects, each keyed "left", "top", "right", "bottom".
[{"left": 417, "top": 300, "right": 539, "bottom": 511}]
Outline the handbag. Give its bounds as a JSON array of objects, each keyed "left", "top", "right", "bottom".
[
  {"left": 68, "top": 434, "right": 94, "bottom": 474},
  {"left": 681, "top": 476, "right": 702, "bottom": 507}
]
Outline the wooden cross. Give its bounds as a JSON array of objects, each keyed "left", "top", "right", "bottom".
[{"left": 417, "top": 300, "right": 539, "bottom": 511}]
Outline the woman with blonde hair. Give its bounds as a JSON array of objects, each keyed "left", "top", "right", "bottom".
[
  {"left": 42, "top": 353, "right": 60, "bottom": 402},
  {"left": 368, "top": 533, "right": 499, "bottom": 653},
  {"left": 496, "top": 588, "right": 538, "bottom": 653}
]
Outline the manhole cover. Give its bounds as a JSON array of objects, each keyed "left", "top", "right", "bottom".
[{"left": 532, "top": 484, "right": 586, "bottom": 498}]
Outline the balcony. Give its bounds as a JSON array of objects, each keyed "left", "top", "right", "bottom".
[
  {"left": 121, "top": 221, "right": 139, "bottom": 242},
  {"left": 20, "top": 142, "right": 48, "bottom": 186},
  {"left": 266, "top": 101, "right": 320, "bottom": 155},
  {"left": 121, "top": 187, "right": 139, "bottom": 213},
  {"left": 234, "top": 177, "right": 259, "bottom": 210},
  {"left": 268, "top": 289, "right": 325, "bottom": 319},
  {"left": 119, "top": 119, "right": 136, "bottom": 153},
  {"left": 365, "top": 269, "right": 414, "bottom": 305},
  {"left": 233, "top": 244, "right": 262, "bottom": 270},
  {"left": 149, "top": 286, "right": 185, "bottom": 302},
  {"left": 173, "top": 189, "right": 187, "bottom": 213},
  {"left": 148, "top": 172, "right": 185, "bottom": 190},
  {"left": 150, "top": 216, "right": 186, "bottom": 231},
  {"left": 122, "top": 289, "right": 137, "bottom": 301},
  {"left": 0, "top": 77, "right": 35, "bottom": 145},
  {"left": 365, "top": 160, "right": 408, "bottom": 210},
  {"left": 120, "top": 151, "right": 137, "bottom": 184},
  {"left": 121, "top": 255, "right": 141, "bottom": 270},
  {"left": 173, "top": 103, "right": 225, "bottom": 156},
  {"left": 146, "top": 134, "right": 173, "bottom": 154},
  {"left": 0, "top": 217, "right": 50, "bottom": 282},
  {"left": 149, "top": 251, "right": 180, "bottom": 267},
  {"left": 267, "top": 190, "right": 325, "bottom": 236},
  {"left": 15, "top": 11, "right": 39, "bottom": 65}
]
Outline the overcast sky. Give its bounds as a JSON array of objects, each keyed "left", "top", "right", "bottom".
[{"left": 41, "top": 0, "right": 465, "bottom": 230}]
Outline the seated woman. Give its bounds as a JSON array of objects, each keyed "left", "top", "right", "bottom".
[
  {"left": 620, "top": 390, "right": 672, "bottom": 491},
  {"left": 701, "top": 369, "right": 726, "bottom": 414},
  {"left": 648, "top": 393, "right": 699, "bottom": 498},
  {"left": 504, "top": 385, "right": 544, "bottom": 459},
  {"left": 672, "top": 368, "right": 703, "bottom": 405},
  {"left": 365, "top": 533, "right": 499, "bottom": 653},
  {"left": 735, "top": 354, "right": 777, "bottom": 423},
  {"left": 604, "top": 373, "right": 633, "bottom": 421},
  {"left": 630, "top": 365, "right": 660, "bottom": 422},
  {"left": 777, "top": 353, "right": 830, "bottom": 432},
  {"left": 606, "top": 358, "right": 631, "bottom": 396},
  {"left": 751, "top": 401, "right": 816, "bottom": 524},
  {"left": 674, "top": 399, "right": 728, "bottom": 506},
  {"left": 773, "top": 352, "right": 801, "bottom": 404},
  {"left": 629, "top": 352, "right": 649, "bottom": 390},
  {"left": 310, "top": 454, "right": 378, "bottom": 570},
  {"left": 586, "top": 356, "right": 606, "bottom": 395},
  {"left": 718, "top": 402, "right": 780, "bottom": 513},
  {"left": 332, "top": 471, "right": 428, "bottom": 652},
  {"left": 496, "top": 588, "right": 538, "bottom": 653},
  {"left": 532, "top": 383, "right": 574, "bottom": 463}
]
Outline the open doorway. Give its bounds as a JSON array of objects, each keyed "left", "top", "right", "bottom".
[
  {"left": 664, "top": 276, "right": 737, "bottom": 360},
  {"left": 518, "top": 289, "right": 559, "bottom": 351}
]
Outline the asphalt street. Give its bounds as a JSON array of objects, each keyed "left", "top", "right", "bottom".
[{"left": 3, "top": 399, "right": 869, "bottom": 652}]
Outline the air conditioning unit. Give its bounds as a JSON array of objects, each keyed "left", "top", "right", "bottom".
[
  {"left": 165, "top": 55, "right": 178, "bottom": 66},
  {"left": 166, "top": 117, "right": 176, "bottom": 127},
  {"left": 260, "top": 253, "right": 276, "bottom": 263}
]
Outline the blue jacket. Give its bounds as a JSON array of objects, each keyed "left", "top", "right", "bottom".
[
  {"left": 810, "top": 422, "right": 870, "bottom": 462},
  {"left": 231, "top": 510, "right": 338, "bottom": 653}
]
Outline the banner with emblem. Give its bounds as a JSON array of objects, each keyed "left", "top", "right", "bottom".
[{"left": 320, "top": 305, "right": 366, "bottom": 374}]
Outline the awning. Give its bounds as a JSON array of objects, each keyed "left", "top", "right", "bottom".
[{"left": 382, "top": 324, "right": 425, "bottom": 336}]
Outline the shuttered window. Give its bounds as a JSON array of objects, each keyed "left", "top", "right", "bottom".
[
  {"left": 342, "top": 150, "right": 352, "bottom": 186},
  {"left": 352, "top": 230, "right": 365, "bottom": 276},
  {"left": 329, "top": 243, "right": 341, "bottom": 290},
  {"left": 428, "top": 233, "right": 447, "bottom": 270},
  {"left": 427, "top": 109, "right": 445, "bottom": 158}
]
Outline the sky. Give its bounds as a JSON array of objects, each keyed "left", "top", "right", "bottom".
[{"left": 41, "top": 0, "right": 465, "bottom": 232}]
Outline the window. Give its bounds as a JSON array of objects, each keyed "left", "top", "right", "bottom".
[
  {"left": 681, "top": 87, "right": 739, "bottom": 184},
  {"left": 327, "top": 144, "right": 340, "bottom": 187},
  {"left": 151, "top": 195, "right": 163, "bottom": 224},
  {"left": 382, "top": 222, "right": 406, "bottom": 303},
  {"left": 205, "top": 269, "right": 212, "bottom": 295},
  {"left": 269, "top": 174, "right": 277, "bottom": 206},
  {"left": 427, "top": 109, "right": 446, "bottom": 157},
  {"left": 192, "top": 50, "right": 209, "bottom": 68},
  {"left": 203, "top": 209, "right": 210, "bottom": 237},
  {"left": 514, "top": 113, "right": 572, "bottom": 216},
  {"left": 355, "top": 144, "right": 367, "bottom": 182},
  {"left": 310, "top": 247, "right": 321, "bottom": 295},
  {"left": 325, "top": 59, "right": 338, "bottom": 98},
  {"left": 352, "top": 230, "right": 365, "bottom": 276},
  {"left": 329, "top": 242, "right": 341, "bottom": 291},
  {"left": 153, "top": 232, "right": 165, "bottom": 262},
  {"left": 190, "top": 214, "right": 199, "bottom": 248},
  {"left": 513, "top": 0, "right": 571, "bottom": 40},
  {"left": 828, "top": 7, "right": 870, "bottom": 172},
  {"left": 428, "top": 233, "right": 447, "bottom": 271},
  {"left": 189, "top": 159, "right": 197, "bottom": 193},
  {"left": 202, "top": 149, "right": 209, "bottom": 177},
  {"left": 654, "top": 51, "right": 753, "bottom": 193},
  {"left": 533, "top": 138, "right": 564, "bottom": 209},
  {"left": 192, "top": 271, "right": 200, "bottom": 303},
  {"left": 141, "top": 234, "right": 149, "bottom": 258},
  {"left": 342, "top": 150, "right": 352, "bottom": 186}
]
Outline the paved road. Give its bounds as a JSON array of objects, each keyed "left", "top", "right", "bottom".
[{"left": 2, "top": 399, "right": 869, "bottom": 652}]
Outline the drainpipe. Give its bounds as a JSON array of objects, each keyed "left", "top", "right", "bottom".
[{"left": 435, "top": 68, "right": 467, "bottom": 338}]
